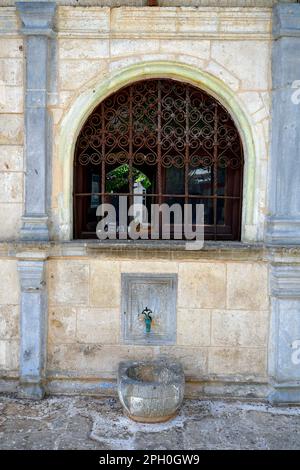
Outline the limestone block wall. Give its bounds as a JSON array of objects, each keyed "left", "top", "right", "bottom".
[
  {"left": 0, "top": 9, "right": 23, "bottom": 385},
  {"left": 47, "top": 252, "right": 269, "bottom": 395},
  {"left": 0, "top": 258, "right": 19, "bottom": 377},
  {"left": 0, "top": 4, "right": 275, "bottom": 397},
  {"left": 0, "top": 32, "right": 24, "bottom": 240}
]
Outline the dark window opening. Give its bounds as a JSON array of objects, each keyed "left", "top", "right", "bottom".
[{"left": 74, "top": 79, "right": 244, "bottom": 240}]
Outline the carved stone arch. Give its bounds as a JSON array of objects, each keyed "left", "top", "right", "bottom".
[{"left": 57, "top": 61, "right": 257, "bottom": 241}]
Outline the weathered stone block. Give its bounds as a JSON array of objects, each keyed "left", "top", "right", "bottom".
[
  {"left": 59, "top": 39, "right": 109, "bottom": 60},
  {"left": 120, "top": 260, "right": 178, "bottom": 273},
  {"left": 238, "top": 91, "right": 265, "bottom": 116},
  {"left": 0, "top": 172, "right": 23, "bottom": 203},
  {"left": 0, "top": 38, "right": 23, "bottom": 58},
  {"left": 76, "top": 307, "right": 119, "bottom": 344},
  {"left": 177, "top": 54, "right": 206, "bottom": 70},
  {"left": 177, "top": 9, "right": 218, "bottom": 34},
  {"left": 0, "top": 305, "right": 19, "bottom": 340},
  {"left": 49, "top": 260, "right": 89, "bottom": 305},
  {"left": 0, "top": 339, "right": 19, "bottom": 370},
  {"left": 219, "top": 10, "right": 271, "bottom": 34},
  {"left": 48, "top": 342, "right": 168, "bottom": 376},
  {"left": 0, "top": 59, "right": 23, "bottom": 86},
  {"left": 0, "top": 146, "right": 23, "bottom": 172},
  {"left": 178, "top": 262, "right": 226, "bottom": 309},
  {"left": 111, "top": 39, "right": 160, "bottom": 57},
  {"left": 177, "top": 308, "right": 211, "bottom": 347},
  {"left": 0, "top": 260, "right": 19, "bottom": 305},
  {"left": 211, "top": 41, "right": 270, "bottom": 90},
  {"left": 59, "top": 60, "right": 108, "bottom": 90},
  {"left": 108, "top": 56, "right": 144, "bottom": 73},
  {"left": 57, "top": 7, "right": 110, "bottom": 34},
  {"left": 160, "top": 40, "right": 210, "bottom": 59},
  {"left": 211, "top": 310, "right": 268, "bottom": 348},
  {"left": 208, "top": 347, "right": 266, "bottom": 377},
  {"left": 0, "top": 203, "right": 22, "bottom": 240},
  {"left": 0, "top": 115, "right": 23, "bottom": 145},
  {"left": 159, "top": 346, "right": 208, "bottom": 377},
  {"left": 90, "top": 260, "right": 120, "bottom": 308},
  {"left": 48, "top": 306, "right": 76, "bottom": 344},
  {"left": 205, "top": 60, "right": 240, "bottom": 92},
  {"left": 111, "top": 7, "right": 177, "bottom": 34},
  {"left": 0, "top": 85, "right": 24, "bottom": 113},
  {"left": 227, "top": 263, "right": 269, "bottom": 310}
]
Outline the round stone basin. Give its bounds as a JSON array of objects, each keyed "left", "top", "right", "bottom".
[{"left": 117, "top": 358, "right": 185, "bottom": 423}]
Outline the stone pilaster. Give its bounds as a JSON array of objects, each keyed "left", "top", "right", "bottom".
[
  {"left": 16, "top": 2, "right": 56, "bottom": 240},
  {"left": 17, "top": 252, "right": 48, "bottom": 399},
  {"left": 268, "top": 251, "right": 300, "bottom": 403},
  {"left": 266, "top": 3, "right": 300, "bottom": 404},
  {"left": 266, "top": 4, "right": 300, "bottom": 244}
]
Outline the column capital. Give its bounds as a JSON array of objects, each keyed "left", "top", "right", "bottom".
[
  {"left": 270, "top": 263, "right": 300, "bottom": 298},
  {"left": 273, "top": 3, "right": 300, "bottom": 39},
  {"left": 16, "top": 1, "right": 56, "bottom": 37},
  {"left": 18, "top": 258, "right": 47, "bottom": 292}
]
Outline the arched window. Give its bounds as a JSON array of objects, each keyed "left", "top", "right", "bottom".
[{"left": 74, "top": 79, "right": 243, "bottom": 240}]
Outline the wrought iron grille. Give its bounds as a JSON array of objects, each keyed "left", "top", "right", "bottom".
[{"left": 74, "top": 79, "right": 243, "bottom": 240}]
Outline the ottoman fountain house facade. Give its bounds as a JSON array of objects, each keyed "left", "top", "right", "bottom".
[{"left": 0, "top": 0, "right": 300, "bottom": 403}]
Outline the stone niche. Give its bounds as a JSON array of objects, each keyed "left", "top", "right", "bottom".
[{"left": 121, "top": 273, "right": 177, "bottom": 345}]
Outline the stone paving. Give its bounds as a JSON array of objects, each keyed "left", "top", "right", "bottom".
[{"left": 0, "top": 394, "right": 300, "bottom": 450}]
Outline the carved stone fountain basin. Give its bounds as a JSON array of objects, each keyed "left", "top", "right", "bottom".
[{"left": 117, "top": 358, "right": 185, "bottom": 423}]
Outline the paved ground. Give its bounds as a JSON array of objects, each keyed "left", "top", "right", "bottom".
[{"left": 0, "top": 394, "right": 300, "bottom": 450}]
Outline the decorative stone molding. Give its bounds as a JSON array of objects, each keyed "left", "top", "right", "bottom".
[
  {"left": 16, "top": 2, "right": 56, "bottom": 241},
  {"left": 270, "top": 263, "right": 300, "bottom": 298},
  {"left": 0, "top": 7, "right": 19, "bottom": 35},
  {"left": 55, "top": 6, "right": 272, "bottom": 40},
  {"left": 266, "top": 218, "right": 300, "bottom": 246},
  {"left": 17, "top": 251, "right": 48, "bottom": 399},
  {"left": 17, "top": 1, "right": 56, "bottom": 37},
  {"left": 273, "top": 2, "right": 300, "bottom": 38}
]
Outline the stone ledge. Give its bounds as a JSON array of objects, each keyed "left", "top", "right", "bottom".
[
  {"left": 44, "top": 375, "right": 271, "bottom": 399},
  {"left": 0, "top": 240, "right": 268, "bottom": 260},
  {"left": 1, "top": 240, "right": 300, "bottom": 261},
  {"left": 0, "top": 1, "right": 284, "bottom": 7}
]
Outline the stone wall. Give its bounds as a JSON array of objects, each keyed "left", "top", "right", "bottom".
[
  {"left": 0, "top": 259, "right": 19, "bottom": 378},
  {"left": 0, "top": 32, "right": 24, "bottom": 240},
  {"left": 46, "top": 249, "right": 269, "bottom": 396},
  {"left": 0, "top": 3, "right": 283, "bottom": 399}
]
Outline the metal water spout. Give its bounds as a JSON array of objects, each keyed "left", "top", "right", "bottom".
[{"left": 140, "top": 306, "right": 153, "bottom": 334}]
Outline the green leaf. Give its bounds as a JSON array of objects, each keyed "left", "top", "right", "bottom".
[{"left": 106, "top": 164, "right": 152, "bottom": 192}]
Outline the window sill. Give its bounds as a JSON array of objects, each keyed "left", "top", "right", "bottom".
[{"left": 82, "top": 239, "right": 263, "bottom": 251}]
